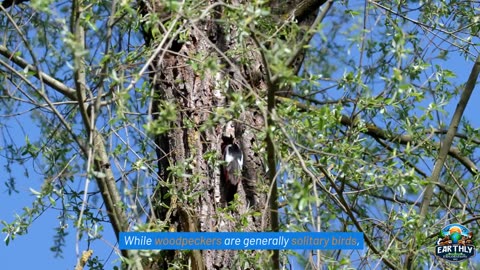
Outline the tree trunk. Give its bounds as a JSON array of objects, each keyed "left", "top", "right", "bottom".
[{"left": 138, "top": 0, "right": 325, "bottom": 269}]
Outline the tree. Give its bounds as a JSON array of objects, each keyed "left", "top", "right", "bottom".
[
  {"left": 139, "top": 1, "right": 330, "bottom": 269},
  {"left": 1, "top": 0, "right": 480, "bottom": 269}
]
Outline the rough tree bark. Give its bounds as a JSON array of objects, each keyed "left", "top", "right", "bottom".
[{"left": 137, "top": 0, "right": 327, "bottom": 269}]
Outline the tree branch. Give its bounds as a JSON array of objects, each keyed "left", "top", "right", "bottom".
[
  {"left": 277, "top": 96, "right": 479, "bottom": 176},
  {"left": 0, "top": 45, "right": 77, "bottom": 100},
  {"left": 418, "top": 55, "right": 480, "bottom": 221},
  {"left": 338, "top": 115, "right": 479, "bottom": 175},
  {"left": 317, "top": 165, "right": 399, "bottom": 269},
  {"left": 406, "top": 55, "right": 480, "bottom": 269},
  {"left": 290, "top": 0, "right": 328, "bottom": 22},
  {"left": 276, "top": 0, "right": 333, "bottom": 81}
]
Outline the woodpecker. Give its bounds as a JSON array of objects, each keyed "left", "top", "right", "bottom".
[
  {"left": 221, "top": 137, "right": 244, "bottom": 202},
  {"left": 223, "top": 143, "right": 243, "bottom": 185}
]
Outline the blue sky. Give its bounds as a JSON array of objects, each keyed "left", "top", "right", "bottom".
[
  {"left": 0, "top": 121, "right": 120, "bottom": 268},
  {"left": 0, "top": 203, "right": 118, "bottom": 269}
]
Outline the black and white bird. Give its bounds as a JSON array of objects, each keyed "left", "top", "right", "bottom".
[
  {"left": 223, "top": 142, "right": 243, "bottom": 186},
  {"left": 221, "top": 136, "right": 244, "bottom": 203}
]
